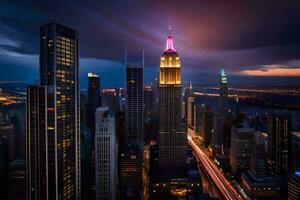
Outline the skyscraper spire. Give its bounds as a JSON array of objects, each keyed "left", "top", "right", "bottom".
[
  {"left": 189, "top": 81, "right": 193, "bottom": 90},
  {"left": 221, "top": 68, "right": 226, "bottom": 77},
  {"left": 164, "top": 20, "right": 176, "bottom": 52}
]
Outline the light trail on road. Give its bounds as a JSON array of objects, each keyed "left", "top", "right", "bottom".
[{"left": 188, "top": 134, "right": 244, "bottom": 200}]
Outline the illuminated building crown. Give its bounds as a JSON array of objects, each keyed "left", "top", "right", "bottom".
[{"left": 164, "top": 22, "right": 176, "bottom": 52}]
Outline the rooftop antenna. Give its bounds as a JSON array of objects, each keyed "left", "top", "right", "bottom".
[
  {"left": 124, "top": 43, "right": 127, "bottom": 67},
  {"left": 142, "top": 49, "right": 145, "bottom": 67}
]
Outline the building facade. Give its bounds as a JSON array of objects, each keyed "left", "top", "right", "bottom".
[
  {"left": 230, "top": 122, "right": 255, "bottom": 175},
  {"left": 85, "top": 72, "right": 101, "bottom": 199},
  {"left": 120, "top": 64, "right": 144, "bottom": 198},
  {"left": 95, "top": 107, "right": 117, "bottom": 200},
  {"left": 267, "top": 111, "right": 291, "bottom": 176},
  {"left": 26, "top": 85, "right": 47, "bottom": 199},
  {"left": 125, "top": 65, "right": 144, "bottom": 148}
]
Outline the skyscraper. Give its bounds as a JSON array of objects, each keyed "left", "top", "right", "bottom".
[
  {"left": 187, "top": 96, "right": 195, "bottom": 129},
  {"left": 125, "top": 65, "right": 144, "bottom": 148},
  {"left": 267, "top": 111, "right": 291, "bottom": 177},
  {"left": 86, "top": 72, "right": 101, "bottom": 138},
  {"left": 144, "top": 86, "right": 154, "bottom": 118},
  {"left": 85, "top": 72, "right": 101, "bottom": 199},
  {"left": 158, "top": 26, "right": 187, "bottom": 173},
  {"left": 230, "top": 121, "right": 254, "bottom": 174},
  {"left": 219, "top": 68, "right": 228, "bottom": 113},
  {"left": 212, "top": 68, "right": 230, "bottom": 155},
  {"left": 27, "top": 23, "right": 80, "bottom": 199},
  {"left": 119, "top": 64, "right": 144, "bottom": 198},
  {"left": 26, "top": 85, "right": 47, "bottom": 199},
  {"left": 95, "top": 107, "right": 117, "bottom": 200},
  {"left": 184, "top": 81, "right": 193, "bottom": 120},
  {"left": 201, "top": 105, "right": 214, "bottom": 148}
]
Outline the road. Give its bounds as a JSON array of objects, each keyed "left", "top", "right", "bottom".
[{"left": 188, "top": 131, "right": 243, "bottom": 200}]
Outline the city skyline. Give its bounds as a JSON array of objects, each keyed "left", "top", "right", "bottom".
[
  {"left": 1, "top": 1, "right": 300, "bottom": 200},
  {"left": 1, "top": 1, "right": 300, "bottom": 87}
]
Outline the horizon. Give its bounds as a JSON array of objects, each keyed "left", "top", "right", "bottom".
[{"left": 1, "top": 1, "right": 300, "bottom": 87}]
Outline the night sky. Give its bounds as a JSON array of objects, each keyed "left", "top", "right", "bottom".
[{"left": 1, "top": 0, "right": 300, "bottom": 87}]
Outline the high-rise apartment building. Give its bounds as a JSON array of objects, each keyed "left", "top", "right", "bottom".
[
  {"left": 95, "top": 107, "right": 117, "bottom": 200},
  {"left": 267, "top": 111, "right": 291, "bottom": 176},
  {"left": 158, "top": 26, "right": 187, "bottom": 173},
  {"left": 27, "top": 23, "right": 80, "bottom": 199}
]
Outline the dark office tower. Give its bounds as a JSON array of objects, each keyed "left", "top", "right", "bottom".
[
  {"left": 26, "top": 85, "right": 47, "bottom": 199},
  {"left": 219, "top": 68, "right": 228, "bottom": 113},
  {"left": 230, "top": 121, "right": 254, "bottom": 175},
  {"left": 158, "top": 26, "right": 187, "bottom": 172},
  {"left": 267, "top": 111, "right": 291, "bottom": 177},
  {"left": 120, "top": 64, "right": 144, "bottom": 199},
  {"left": 86, "top": 72, "right": 101, "bottom": 134},
  {"left": 39, "top": 23, "right": 80, "bottom": 199},
  {"left": 201, "top": 105, "right": 214, "bottom": 148},
  {"left": 184, "top": 81, "right": 193, "bottom": 120},
  {"left": 187, "top": 96, "right": 195, "bottom": 128},
  {"left": 85, "top": 72, "right": 100, "bottom": 199},
  {"left": 126, "top": 65, "right": 144, "bottom": 148},
  {"left": 144, "top": 86, "right": 154, "bottom": 118}
]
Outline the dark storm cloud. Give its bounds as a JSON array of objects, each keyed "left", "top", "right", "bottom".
[{"left": 0, "top": 0, "right": 300, "bottom": 86}]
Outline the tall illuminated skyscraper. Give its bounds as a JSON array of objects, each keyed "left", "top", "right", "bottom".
[
  {"left": 27, "top": 23, "right": 80, "bottom": 199},
  {"left": 212, "top": 68, "right": 230, "bottom": 155},
  {"left": 158, "top": 25, "right": 187, "bottom": 172},
  {"left": 219, "top": 68, "right": 228, "bottom": 113}
]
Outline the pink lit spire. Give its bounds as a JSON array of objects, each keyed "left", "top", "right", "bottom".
[{"left": 164, "top": 20, "right": 176, "bottom": 52}]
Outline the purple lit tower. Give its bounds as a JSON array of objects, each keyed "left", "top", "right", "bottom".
[{"left": 158, "top": 25, "right": 187, "bottom": 176}]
